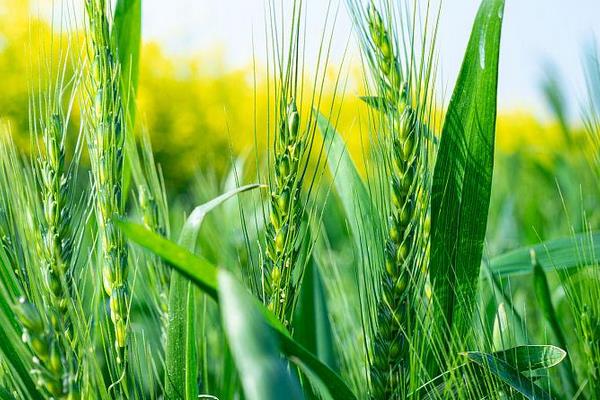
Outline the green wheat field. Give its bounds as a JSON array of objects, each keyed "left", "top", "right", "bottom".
[{"left": 0, "top": 0, "right": 599, "bottom": 399}]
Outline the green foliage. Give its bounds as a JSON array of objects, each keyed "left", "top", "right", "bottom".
[
  {"left": 1, "top": 0, "right": 600, "bottom": 399},
  {"left": 430, "top": 0, "right": 505, "bottom": 342}
]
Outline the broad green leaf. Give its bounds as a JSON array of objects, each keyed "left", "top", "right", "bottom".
[
  {"left": 464, "top": 351, "right": 552, "bottom": 400},
  {"left": 492, "top": 345, "right": 566, "bottom": 372},
  {"left": 113, "top": 0, "right": 142, "bottom": 130},
  {"left": 429, "top": 0, "right": 505, "bottom": 337},
  {"left": 218, "top": 270, "right": 303, "bottom": 400},
  {"left": 166, "top": 184, "right": 260, "bottom": 399},
  {"left": 489, "top": 232, "right": 600, "bottom": 277},
  {"left": 293, "top": 260, "right": 339, "bottom": 372},
  {"left": 117, "top": 220, "right": 357, "bottom": 400}
]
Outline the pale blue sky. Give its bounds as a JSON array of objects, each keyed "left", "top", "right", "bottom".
[{"left": 140, "top": 0, "right": 600, "bottom": 120}]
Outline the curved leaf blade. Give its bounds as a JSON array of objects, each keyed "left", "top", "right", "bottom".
[
  {"left": 489, "top": 232, "right": 600, "bottom": 277},
  {"left": 492, "top": 345, "right": 566, "bottom": 372},
  {"left": 293, "top": 260, "right": 339, "bottom": 372},
  {"left": 315, "top": 111, "right": 372, "bottom": 244},
  {"left": 178, "top": 184, "right": 262, "bottom": 249},
  {"left": 464, "top": 351, "right": 552, "bottom": 400}
]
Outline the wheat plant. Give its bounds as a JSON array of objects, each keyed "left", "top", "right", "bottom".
[{"left": 84, "top": 0, "right": 129, "bottom": 359}]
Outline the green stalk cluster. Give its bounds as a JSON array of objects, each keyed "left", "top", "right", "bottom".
[
  {"left": 367, "top": 4, "right": 427, "bottom": 399},
  {"left": 15, "top": 297, "right": 80, "bottom": 399},
  {"left": 265, "top": 99, "right": 303, "bottom": 325},
  {"left": 85, "top": 0, "right": 129, "bottom": 352}
]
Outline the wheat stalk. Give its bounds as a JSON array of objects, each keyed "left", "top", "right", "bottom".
[
  {"left": 365, "top": 4, "right": 431, "bottom": 399},
  {"left": 84, "top": 0, "right": 129, "bottom": 357}
]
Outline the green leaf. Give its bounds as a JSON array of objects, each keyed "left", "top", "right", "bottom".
[
  {"left": 179, "top": 184, "right": 262, "bottom": 250},
  {"left": 492, "top": 345, "right": 566, "bottom": 372},
  {"left": 489, "top": 232, "right": 600, "bottom": 277},
  {"left": 113, "top": 0, "right": 142, "bottom": 131},
  {"left": 166, "top": 184, "right": 260, "bottom": 399},
  {"left": 464, "top": 351, "right": 552, "bottom": 400},
  {"left": 117, "top": 220, "right": 357, "bottom": 400},
  {"left": 120, "top": 222, "right": 218, "bottom": 297},
  {"left": 293, "top": 260, "right": 339, "bottom": 372},
  {"left": 429, "top": 0, "right": 505, "bottom": 337},
  {"left": 218, "top": 270, "right": 303, "bottom": 400},
  {"left": 315, "top": 111, "right": 373, "bottom": 245}
]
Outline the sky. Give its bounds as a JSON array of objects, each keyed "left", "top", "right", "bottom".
[
  {"left": 40, "top": 0, "right": 600, "bottom": 120},
  {"left": 139, "top": 0, "right": 600, "bottom": 120}
]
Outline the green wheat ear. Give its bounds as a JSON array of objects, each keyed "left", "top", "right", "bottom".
[
  {"left": 358, "top": 3, "right": 433, "bottom": 399},
  {"left": 30, "top": 109, "right": 80, "bottom": 398},
  {"left": 84, "top": 0, "right": 129, "bottom": 357},
  {"left": 265, "top": 98, "right": 304, "bottom": 325}
]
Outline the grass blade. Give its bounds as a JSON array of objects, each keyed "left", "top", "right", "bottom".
[
  {"left": 492, "top": 345, "right": 566, "bottom": 372},
  {"left": 430, "top": 0, "right": 505, "bottom": 337},
  {"left": 165, "top": 278, "right": 197, "bottom": 398},
  {"left": 293, "top": 259, "right": 339, "bottom": 372},
  {"left": 315, "top": 111, "right": 374, "bottom": 249},
  {"left": 489, "top": 232, "right": 600, "bottom": 277},
  {"left": 179, "top": 184, "right": 262, "bottom": 250},
  {"left": 218, "top": 269, "right": 303, "bottom": 400}
]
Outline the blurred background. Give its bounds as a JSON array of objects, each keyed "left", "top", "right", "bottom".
[{"left": 0, "top": 0, "right": 599, "bottom": 249}]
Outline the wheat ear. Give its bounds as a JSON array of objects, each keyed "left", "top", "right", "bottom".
[{"left": 84, "top": 0, "right": 129, "bottom": 355}]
